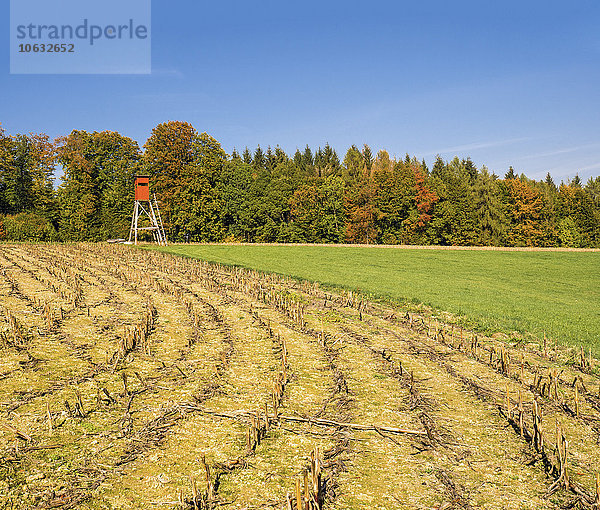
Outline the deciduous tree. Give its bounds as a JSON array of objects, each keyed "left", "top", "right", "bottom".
[{"left": 57, "top": 130, "right": 140, "bottom": 240}]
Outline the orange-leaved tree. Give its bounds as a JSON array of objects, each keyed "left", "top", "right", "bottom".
[
  {"left": 503, "top": 177, "right": 544, "bottom": 246},
  {"left": 413, "top": 165, "right": 438, "bottom": 228},
  {"left": 142, "top": 121, "right": 198, "bottom": 231},
  {"left": 143, "top": 121, "right": 227, "bottom": 241}
]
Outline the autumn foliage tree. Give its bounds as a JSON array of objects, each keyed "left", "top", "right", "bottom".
[
  {"left": 0, "top": 130, "right": 55, "bottom": 217},
  {"left": 143, "top": 122, "right": 227, "bottom": 241},
  {"left": 345, "top": 174, "right": 379, "bottom": 244},
  {"left": 142, "top": 121, "right": 197, "bottom": 231},
  {"left": 169, "top": 132, "right": 228, "bottom": 241},
  {"left": 503, "top": 178, "right": 544, "bottom": 246},
  {"left": 413, "top": 166, "right": 438, "bottom": 227},
  {"left": 0, "top": 127, "right": 58, "bottom": 240},
  {"left": 57, "top": 130, "right": 141, "bottom": 240}
]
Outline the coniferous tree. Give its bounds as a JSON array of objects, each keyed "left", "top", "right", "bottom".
[
  {"left": 371, "top": 150, "right": 393, "bottom": 177},
  {"left": 242, "top": 147, "right": 252, "bottom": 165},
  {"left": 290, "top": 175, "right": 346, "bottom": 243},
  {"left": 362, "top": 144, "right": 373, "bottom": 174},
  {"left": 219, "top": 158, "right": 257, "bottom": 241},
  {"left": 314, "top": 143, "right": 340, "bottom": 178},
  {"left": 302, "top": 145, "right": 314, "bottom": 175},
  {"left": 369, "top": 151, "right": 399, "bottom": 243},
  {"left": 275, "top": 146, "right": 288, "bottom": 166},
  {"left": 463, "top": 157, "right": 477, "bottom": 184},
  {"left": 556, "top": 183, "right": 596, "bottom": 246},
  {"left": 537, "top": 176, "right": 560, "bottom": 245},
  {"left": 545, "top": 172, "right": 556, "bottom": 190},
  {"left": 342, "top": 145, "right": 363, "bottom": 184},
  {"left": 505, "top": 166, "right": 517, "bottom": 180},
  {"left": 319, "top": 143, "right": 340, "bottom": 177},
  {"left": 473, "top": 168, "right": 505, "bottom": 245},
  {"left": 431, "top": 155, "right": 446, "bottom": 179},
  {"left": 427, "top": 157, "right": 478, "bottom": 245},
  {"left": 293, "top": 149, "right": 303, "bottom": 170},
  {"left": 253, "top": 146, "right": 265, "bottom": 171},
  {"left": 585, "top": 177, "right": 600, "bottom": 208},
  {"left": 265, "top": 146, "right": 277, "bottom": 173},
  {"left": 314, "top": 148, "right": 324, "bottom": 177}
]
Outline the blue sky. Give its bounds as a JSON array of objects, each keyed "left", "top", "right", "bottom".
[{"left": 2, "top": 0, "right": 600, "bottom": 183}]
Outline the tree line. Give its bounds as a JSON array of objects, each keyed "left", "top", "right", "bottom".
[{"left": 1, "top": 121, "right": 599, "bottom": 247}]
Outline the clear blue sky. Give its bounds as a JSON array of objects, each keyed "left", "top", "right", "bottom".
[{"left": 2, "top": 0, "right": 599, "bottom": 183}]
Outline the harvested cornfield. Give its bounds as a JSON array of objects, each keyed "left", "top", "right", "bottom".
[{"left": 1, "top": 243, "right": 599, "bottom": 510}]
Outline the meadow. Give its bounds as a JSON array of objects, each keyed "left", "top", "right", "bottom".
[{"left": 156, "top": 244, "right": 600, "bottom": 353}]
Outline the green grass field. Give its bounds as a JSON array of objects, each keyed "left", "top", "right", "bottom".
[{"left": 155, "top": 244, "right": 600, "bottom": 352}]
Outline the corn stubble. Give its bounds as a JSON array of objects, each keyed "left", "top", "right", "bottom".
[{"left": 0, "top": 243, "right": 599, "bottom": 509}]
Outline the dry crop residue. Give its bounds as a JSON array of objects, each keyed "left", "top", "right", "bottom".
[{"left": 0, "top": 244, "right": 599, "bottom": 510}]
